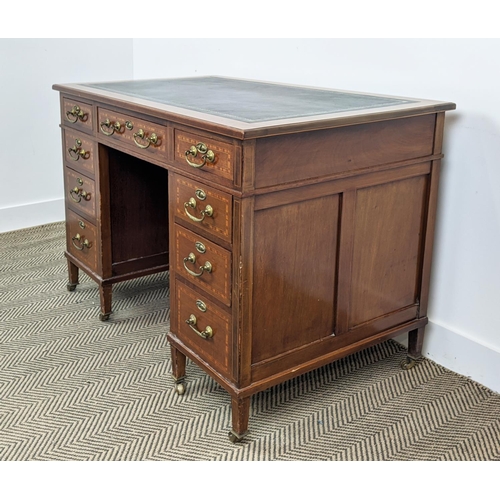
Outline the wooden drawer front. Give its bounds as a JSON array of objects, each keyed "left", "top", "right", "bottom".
[
  {"left": 64, "top": 168, "right": 97, "bottom": 221},
  {"left": 254, "top": 114, "right": 436, "bottom": 188},
  {"left": 173, "top": 175, "right": 232, "bottom": 243},
  {"left": 97, "top": 108, "right": 167, "bottom": 160},
  {"left": 65, "top": 210, "right": 98, "bottom": 272},
  {"left": 175, "top": 281, "right": 231, "bottom": 377},
  {"left": 64, "top": 130, "right": 96, "bottom": 177},
  {"left": 62, "top": 97, "right": 94, "bottom": 133},
  {"left": 174, "top": 225, "right": 231, "bottom": 306},
  {"left": 174, "top": 129, "right": 235, "bottom": 183}
]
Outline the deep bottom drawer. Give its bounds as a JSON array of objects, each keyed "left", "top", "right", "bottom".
[
  {"left": 174, "top": 280, "right": 231, "bottom": 377},
  {"left": 65, "top": 210, "right": 98, "bottom": 272}
]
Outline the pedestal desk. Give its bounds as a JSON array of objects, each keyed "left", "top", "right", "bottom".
[{"left": 53, "top": 77, "right": 455, "bottom": 442}]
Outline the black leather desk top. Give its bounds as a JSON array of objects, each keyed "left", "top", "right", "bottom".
[{"left": 83, "top": 76, "right": 415, "bottom": 124}]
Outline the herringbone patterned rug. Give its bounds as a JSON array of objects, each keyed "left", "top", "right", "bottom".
[{"left": 1, "top": 222, "right": 499, "bottom": 460}]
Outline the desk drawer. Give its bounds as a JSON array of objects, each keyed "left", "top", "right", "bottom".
[
  {"left": 174, "top": 129, "right": 236, "bottom": 183},
  {"left": 174, "top": 280, "right": 231, "bottom": 378},
  {"left": 62, "top": 97, "right": 94, "bottom": 133},
  {"left": 97, "top": 108, "right": 167, "bottom": 160},
  {"left": 65, "top": 211, "right": 98, "bottom": 272},
  {"left": 174, "top": 224, "right": 231, "bottom": 306},
  {"left": 254, "top": 114, "right": 436, "bottom": 188},
  {"left": 172, "top": 175, "right": 232, "bottom": 243},
  {"left": 63, "top": 130, "right": 97, "bottom": 177},
  {"left": 64, "top": 167, "right": 97, "bottom": 221}
]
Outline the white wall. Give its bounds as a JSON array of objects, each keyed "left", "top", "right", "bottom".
[
  {"left": 0, "top": 38, "right": 133, "bottom": 232},
  {"left": 133, "top": 39, "right": 500, "bottom": 392}
]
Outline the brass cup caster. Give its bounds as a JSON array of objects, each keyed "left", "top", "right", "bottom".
[
  {"left": 400, "top": 356, "right": 417, "bottom": 370},
  {"left": 67, "top": 283, "right": 77, "bottom": 292},
  {"left": 175, "top": 383, "right": 186, "bottom": 396},
  {"left": 99, "top": 312, "right": 111, "bottom": 322},
  {"left": 228, "top": 430, "right": 248, "bottom": 444}
]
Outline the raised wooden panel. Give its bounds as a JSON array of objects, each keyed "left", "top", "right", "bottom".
[
  {"left": 253, "top": 114, "right": 435, "bottom": 188},
  {"left": 349, "top": 175, "right": 427, "bottom": 328},
  {"left": 251, "top": 194, "right": 340, "bottom": 365}
]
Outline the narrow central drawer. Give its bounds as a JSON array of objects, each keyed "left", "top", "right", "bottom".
[
  {"left": 97, "top": 107, "right": 167, "bottom": 160},
  {"left": 173, "top": 224, "right": 232, "bottom": 306}
]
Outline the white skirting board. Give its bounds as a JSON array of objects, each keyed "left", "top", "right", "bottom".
[
  {"left": 396, "top": 320, "right": 500, "bottom": 394},
  {"left": 0, "top": 198, "right": 65, "bottom": 234}
]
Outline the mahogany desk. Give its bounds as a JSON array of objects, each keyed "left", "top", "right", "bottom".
[{"left": 53, "top": 77, "right": 455, "bottom": 442}]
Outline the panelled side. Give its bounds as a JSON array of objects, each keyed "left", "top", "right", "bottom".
[{"left": 246, "top": 114, "right": 437, "bottom": 386}]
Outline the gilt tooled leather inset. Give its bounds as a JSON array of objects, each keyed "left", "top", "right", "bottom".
[{"left": 83, "top": 77, "right": 414, "bottom": 123}]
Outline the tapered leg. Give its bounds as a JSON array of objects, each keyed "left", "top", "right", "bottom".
[
  {"left": 98, "top": 282, "right": 112, "bottom": 321},
  {"left": 171, "top": 345, "right": 187, "bottom": 395},
  {"left": 170, "top": 345, "right": 186, "bottom": 396},
  {"left": 408, "top": 326, "right": 425, "bottom": 359},
  {"left": 66, "top": 260, "right": 79, "bottom": 291},
  {"left": 171, "top": 345, "right": 186, "bottom": 381},
  {"left": 229, "top": 396, "right": 250, "bottom": 443},
  {"left": 401, "top": 326, "right": 425, "bottom": 370}
]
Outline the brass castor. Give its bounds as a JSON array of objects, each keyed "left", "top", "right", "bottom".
[
  {"left": 99, "top": 312, "right": 111, "bottom": 322},
  {"left": 176, "top": 383, "right": 186, "bottom": 396},
  {"left": 67, "top": 284, "right": 77, "bottom": 292},
  {"left": 228, "top": 431, "right": 247, "bottom": 444},
  {"left": 400, "top": 356, "right": 417, "bottom": 370}
]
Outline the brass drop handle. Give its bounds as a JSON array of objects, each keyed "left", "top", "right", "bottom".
[
  {"left": 185, "top": 142, "right": 215, "bottom": 169},
  {"left": 99, "top": 119, "right": 123, "bottom": 136},
  {"left": 72, "top": 233, "right": 92, "bottom": 251},
  {"left": 69, "top": 186, "right": 91, "bottom": 203},
  {"left": 183, "top": 252, "right": 212, "bottom": 277},
  {"left": 68, "top": 139, "right": 89, "bottom": 161},
  {"left": 185, "top": 314, "right": 213, "bottom": 339},
  {"left": 133, "top": 129, "right": 158, "bottom": 149},
  {"left": 66, "top": 105, "right": 87, "bottom": 123},
  {"left": 183, "top": 197, "right": 214, "bottom": 223}
]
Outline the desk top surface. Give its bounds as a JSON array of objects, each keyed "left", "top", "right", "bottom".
[{"left": 54, "top": 76, "right": 456, "bottom": 139}]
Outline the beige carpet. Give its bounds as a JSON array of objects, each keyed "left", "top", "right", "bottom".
[{"left": 0, "top": 222, "right": 499, "bottom": 460}]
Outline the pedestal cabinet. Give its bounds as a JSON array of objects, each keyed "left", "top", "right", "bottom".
[{"left": 54, "top": 77, "right": 455, "bottom": 441}]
